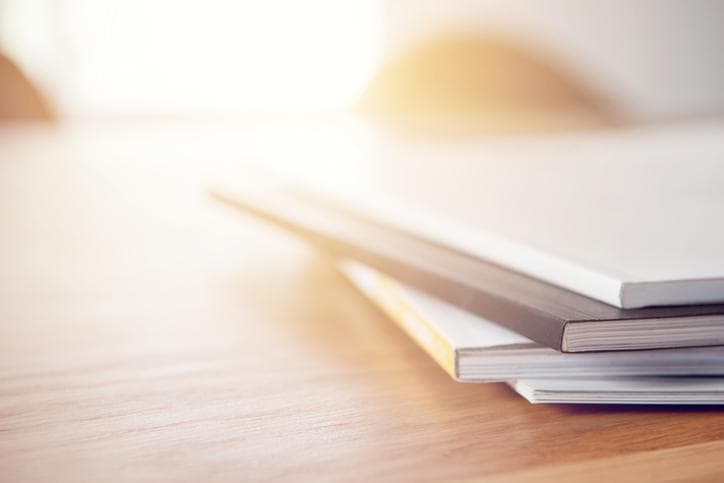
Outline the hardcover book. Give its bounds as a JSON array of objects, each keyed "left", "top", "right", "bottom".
[{"left": 317, "top": 121, "right": 724, "bottom": 309}]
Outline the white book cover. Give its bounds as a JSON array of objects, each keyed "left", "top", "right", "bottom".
[
  {"left": 339, "top": 260, "right": 724, "bottom": 382},
  {"left": 322, "top": 121, "right": 724, "bottom": 308}
]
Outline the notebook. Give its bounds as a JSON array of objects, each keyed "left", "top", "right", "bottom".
[
  {"left": 297, "top": 120, "right": 724, "bottom": 309},
  {"left": 338, "top": 260, "right": 724, "bottom": 381},
  {"left": 212, "top": 184, "right": 724, "bottom": 352}
]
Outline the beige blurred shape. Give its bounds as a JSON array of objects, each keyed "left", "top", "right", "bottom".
[
  {"left": 359, "top": 34, "right": 619, "bottom": 134},
  {"left": 0, "top": 52, "right": 54, "bottom": 120}
]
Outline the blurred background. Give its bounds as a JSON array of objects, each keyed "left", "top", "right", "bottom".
[{"left": 2, "top": 0, "right": 724, "bottom": 123}]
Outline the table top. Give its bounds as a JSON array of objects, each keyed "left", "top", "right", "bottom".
[{"left": 2, "top": 121, "right": 724, "bottom": 483}]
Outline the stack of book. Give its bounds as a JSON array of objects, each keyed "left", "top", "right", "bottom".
[{"left": 215, "top": 121, "right": 724, "bottom": 404}]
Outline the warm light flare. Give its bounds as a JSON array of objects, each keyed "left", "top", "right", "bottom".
[{"left": 1, "top": 0, "right": 384, "bottom": 115}]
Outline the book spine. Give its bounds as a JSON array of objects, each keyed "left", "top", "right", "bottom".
[{"left": 345, "top": 264, "right": 457, "bottom": 379}]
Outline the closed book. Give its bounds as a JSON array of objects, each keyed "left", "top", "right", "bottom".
[
  {"left": 338, "top": 260, "right": 724, "bottom": 381},
  {"left": 311, "top": 121, "right": 724, "bottom": 309},
  {"left": 213, "top": 185, "right": 724, "bottom": 352}
]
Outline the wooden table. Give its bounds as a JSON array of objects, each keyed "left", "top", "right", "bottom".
[{"left": 2, "top": 121, "right": 724, "bottom": 483}]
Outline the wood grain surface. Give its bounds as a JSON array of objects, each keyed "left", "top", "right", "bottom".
[{"left": 2, "top": 122, "right": 724, "bottom": 483}]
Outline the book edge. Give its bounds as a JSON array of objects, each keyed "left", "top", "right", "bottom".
[
  {"left": 317, "top": 188, "right": 629, "bottom": 308},
  {"left": 622, "top": 279, "right": 724, "bottom": 308},
  {"left": 338, "top": 260, "right": 459, "bottom": 380}
]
